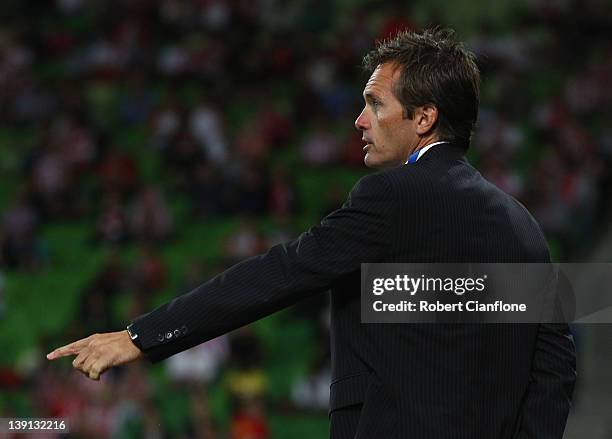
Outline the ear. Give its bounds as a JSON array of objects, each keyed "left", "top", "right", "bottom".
[{"left": 415, "top": 104, "right": 438, "bottom": 136}]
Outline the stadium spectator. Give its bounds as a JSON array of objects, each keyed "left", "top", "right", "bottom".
[{"left": 129, "top": 185, "right": 174, "bottom": 243}]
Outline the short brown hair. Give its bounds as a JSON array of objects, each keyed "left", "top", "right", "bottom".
[{"left": 363, "top": 27, "right": 480, "bottom": 149}]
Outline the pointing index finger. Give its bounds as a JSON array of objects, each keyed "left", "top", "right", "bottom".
[{"left": 47, "top": 337, "right": 90, "bottom": 360}]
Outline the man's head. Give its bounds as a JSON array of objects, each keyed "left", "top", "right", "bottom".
[{"left": 355, "top": 27, "right": 480, "bottom": 168}]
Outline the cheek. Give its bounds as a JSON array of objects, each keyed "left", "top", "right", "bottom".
[
  {"left": 387, "top": 112, "right": 413, "bottom": 136},
  {"left": 375, "top": 114, "right": 399, "bottom": 146}
]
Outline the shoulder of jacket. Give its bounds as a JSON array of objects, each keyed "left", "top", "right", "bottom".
[
  {"left": 377, "top": 164, "right": 430, "bottom": 191},
  {"left": 354, "top": 169, "right": 393, "bottom": 193},
  {"left": 353, "top": 164, "right": 437, "bottom": 197}
]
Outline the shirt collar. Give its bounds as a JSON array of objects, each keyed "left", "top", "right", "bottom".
[{"left": 406, "top": 141, "right": 450, "bottom": 164}]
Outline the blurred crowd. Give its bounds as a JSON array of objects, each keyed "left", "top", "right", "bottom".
[{"left": 1, "top": 0, "right": 611, "bottom": 437}]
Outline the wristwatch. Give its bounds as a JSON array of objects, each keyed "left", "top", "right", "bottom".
[{"left": 126, "top": 323, "right": 143, "bottom": 351}]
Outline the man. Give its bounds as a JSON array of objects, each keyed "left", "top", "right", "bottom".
[{"left": 48, "top": 28, "right": 576, "bottom": 438}]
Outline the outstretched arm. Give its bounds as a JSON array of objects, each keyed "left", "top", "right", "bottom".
[{"left": 47, "top": 172, "right": 394, "bottom": 379}]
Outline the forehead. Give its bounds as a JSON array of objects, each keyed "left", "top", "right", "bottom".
[{"left": 363, "top": 63, "right": 401, "bottom": 97}]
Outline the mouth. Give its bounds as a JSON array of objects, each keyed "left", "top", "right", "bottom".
[{"left": 362, "top": 139, "right": 373, "bottom": 152}]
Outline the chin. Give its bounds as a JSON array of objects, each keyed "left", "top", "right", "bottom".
[
  {"left": 364, "top": 153, "right": 394, "bottom": 169},
  {"left": 364, "top": 154, "right": 379, "bottom": 169}
]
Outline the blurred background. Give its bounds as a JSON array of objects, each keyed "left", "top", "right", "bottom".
[{"left": 0, "top": 0, "right": 611, "bottom": 437}]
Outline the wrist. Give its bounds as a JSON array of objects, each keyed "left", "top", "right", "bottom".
[{"left": 126, "top": 324, "right": 143, "bottom": 351}]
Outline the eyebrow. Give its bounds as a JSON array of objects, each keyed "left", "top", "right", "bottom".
[{"left": 363, "top": 91, "right": 382, "bottom": 103}]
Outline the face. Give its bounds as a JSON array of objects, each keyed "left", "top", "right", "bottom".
[{"left": 355, "top": 63, "right": 418, "bottom": 168}]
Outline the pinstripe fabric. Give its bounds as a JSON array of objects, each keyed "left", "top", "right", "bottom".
[
  {"left": 330, "top": 405, "right": 361, "bottom": 439},
  {"left": 130, "top": 143, "right": 576, "bottom": 438}
]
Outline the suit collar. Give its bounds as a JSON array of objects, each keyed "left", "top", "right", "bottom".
[
  {"left": 406, "top": 141, "right": 450, "bottom": 164},
  {"left": 409, "top": 141, "right": 468, "bottom": 164}
]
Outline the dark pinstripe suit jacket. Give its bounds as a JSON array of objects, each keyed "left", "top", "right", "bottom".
[{"left": 130, "top": 142, "right": 576, "bottom": 438}]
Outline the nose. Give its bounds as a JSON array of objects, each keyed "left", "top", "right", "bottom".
[{"left": 354, "top": 107, "right": 370, "bottom": 131}]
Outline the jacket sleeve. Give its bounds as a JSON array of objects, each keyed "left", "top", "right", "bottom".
[
  {"left": 129, "top": 172, "right": 395, "bottom": 363},
  {"left": 517, "top": 322, "right": 576, "bottom": 438},
  {"left": 517, "top": 235, "right": 577, "bottom": 437}
]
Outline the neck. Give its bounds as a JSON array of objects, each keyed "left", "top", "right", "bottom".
[{"left": 410, "top": 136, "right": 440, "bottom": 156}]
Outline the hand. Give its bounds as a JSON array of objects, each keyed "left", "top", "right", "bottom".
[{"left": 47, "top": 330, "right": 144, "bottom": 380}]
